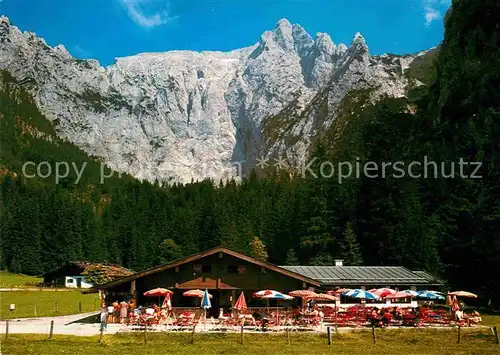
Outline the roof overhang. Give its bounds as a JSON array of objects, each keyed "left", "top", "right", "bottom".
[{"left": 83, "top": 247, "right": 320, "bottom": 294}]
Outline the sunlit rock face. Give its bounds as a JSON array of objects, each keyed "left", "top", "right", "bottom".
[{"left": 0, "top": 16, "right": 424, "bottom": 183}]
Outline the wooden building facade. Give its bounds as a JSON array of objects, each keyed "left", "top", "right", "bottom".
[
  {"left": 85, "top": 247, "right": 442, "bottom": 317},
  {"left": 85, "top": 247, "right": 319, "bottom": 316}
]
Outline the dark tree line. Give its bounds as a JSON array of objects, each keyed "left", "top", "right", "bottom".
[{"left": 0, "top": 0, "right": 499, "bottom": 305}]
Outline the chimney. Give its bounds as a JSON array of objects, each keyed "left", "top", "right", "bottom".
[{"left": 335, "top": 259, "right": 344, "bottom": 267}]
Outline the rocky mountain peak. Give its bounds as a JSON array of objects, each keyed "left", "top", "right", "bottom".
[
  {"left": 352, "top": 32, "right": 367, "bottom": 46},
  {"left": 314, "top": 32, "right": 337, "bottom": 56},
  {"left": 0, "top": 16, "right": 420, "bottom": 183}
]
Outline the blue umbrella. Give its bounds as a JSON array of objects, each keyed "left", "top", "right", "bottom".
[
  {"left": 342, "top": 289, "right": 379, "bottom": 300},
  {"left": 201, "top": 289, "right": 212, "bottom": 309},
  {"left": 417, "top": 290, "right": 445, "bottom": 300},
  {"left": 201, "top": 289, "right": 212, "bottom": 329}
]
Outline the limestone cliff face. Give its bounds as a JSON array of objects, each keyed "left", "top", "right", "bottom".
[{"left": 0, "top": 16, "right": 426, "bottom": 183}]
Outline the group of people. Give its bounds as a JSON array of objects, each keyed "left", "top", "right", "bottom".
[
  {"left": 99, "top": 299, "right": 175, "bottom": 331},
  {"left": 454, "top": 309, "right": 482, "bottom": 325},
  {"left": 368, "top": 307, "right": 399, "bottom": 327}
]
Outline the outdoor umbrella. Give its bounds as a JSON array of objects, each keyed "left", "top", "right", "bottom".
[
  {"left": 385, "top": 291, "right": 417, "bottom": 299},
  {"left": 184, "top": 289, "right": 213, "bottom": 308},
  {"left": 289, "top": 290, "right": 318, "bottom": 298},
  {"left": 143, "top": 287, "right": 173, "bottom": 307},
  {"left": 451, "top": 295, "right": 461, "bottom": 311},
  {"left": 417, "top": 290, "right": 445, "bottom": 300},
  {"left": 289, "top": 290, "right": 318, "bottom": 310},
  {"left": 342, "top": 289, "right": 379, "bottom": 300},
  {"left": 161, "top": 293, "right": 172, "bottom": 309},
  {"left": 369, "top": 288, "right": 397, "bottom": 298},
  {"left": 233, "top": 291, "right": 247, "bottom": 312},
  {"left": 143, "top": 288, "right": 173, "bottom": 296},
  {"left": 446, "top": 293, "right": 453, "bottom": 306},
  {"left": 260, "top": 292, "right": 294, "bottom": 301},
  {"left": 401, "top": 290, "right": 419, "bottom": 296},
  {"left": 183, "top": 289, "right": 213, "bottom": 298},
  {"left": 305, "top": 294, "right": 337, "bottom": 302},
  {"left": 449, "top": 291, "right": 478, "bottom": 298},
  {"left": 253, "top": 289, "right": 280, "bottom": 298},
  {"left": 201, "top": 289, "right": 212, "bottom": 328},
  {"left": 256, "top": 290, "right": 293, "bottom": 325},
  {"left": 328, "top": 288, "right": 351, "bottom": 295}
]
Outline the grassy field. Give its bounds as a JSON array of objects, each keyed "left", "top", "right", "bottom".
[
  {"left": 0, "top": 271, "right": 100, "bottom": 319},
  {"left": 1, "top": 327, "right": 499, "bottom": 355},
  {"left": 0, "top": 291, "right": 100, "bottom": 319},
  {"left": 0, "top": 271, "right": 42, "bottom": 288}
]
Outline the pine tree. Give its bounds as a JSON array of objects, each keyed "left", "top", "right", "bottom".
[
  {"left": 309, "top": 253, "right": 333, "bottom": 266},
  {"left": 159, "top": 239, "right": 183, "bottom": 263},
  {"left": 341, "top": 222, "right": 363, "bottom": 266},
  {"left": 249, "top": 236, "right": 268, "bottom": 261},
  {"left": 285, "top": 249, "right": 299, "bottom": 266}
]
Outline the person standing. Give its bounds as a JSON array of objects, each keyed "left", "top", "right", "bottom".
[
  {"left": 112, "top": 301, "right": 120, "bottom": 323},
  {"left": 107, "top": 304, "right": 114, "bottom": 323},
  {"left": 119, "top": 300, "right": 129, "bottom": 324},
  {"left": 100, "top": 303, "right": 108, "bottom": 331}
]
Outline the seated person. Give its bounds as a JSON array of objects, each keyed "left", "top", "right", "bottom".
[
  {"left": 369, "top": 309, "right": 379, "bottom": 326},
  {"left": 455, "top": 309, "right": 464, "bottom": 321},
  {"left": 311, "top": 304, "right": 320, "bottom": 316},
  {"left": 383, "top": 310, "right": 393, "bottom": 326},
  {"left": 467, "top": 310, "right": 482, "bottom": 325}
]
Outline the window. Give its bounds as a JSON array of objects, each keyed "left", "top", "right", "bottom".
[
  {"left": 202, "top": 265, "right": 211, "bottom": 273},
  {"left": 237, "top": 266, "right": 247, "bottom": 274},
  {"left": 228, "top": 265, "right": 238, "bottom": 274},
  {"left": 67, "top": 279, "right": 74, "bottom": 283}
]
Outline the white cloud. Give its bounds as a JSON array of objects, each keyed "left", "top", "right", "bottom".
[
  {"left": 422, "top": 0, "right": 449, "bottom": 26},
  {"left": 424, "top": 7, "right": 441, "bottom": 26},
  {"left": 119, "top": 0, "right": 176, "bottom": 29}
]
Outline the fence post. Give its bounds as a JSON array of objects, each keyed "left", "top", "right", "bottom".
[
  {"left": 327, "top": 326, "right": 332, "bottom": 345},
  {"left": 493, "top": 326, "right": 499, "bottom": 345},
  {"left": 99, "top": 326, "right": 104, "bottom": 344},
  {"left": 371, "top": 325, "right": 376, "bottom": 344},
  {"left": 5, "top": 320, "right": 9, "bottom": 339},
  {"left": 79, "top": 302, "right": 82, "bottom": 313},
  {"left": 34, "top": 304, "right": 37, "bottom": 317},
  {"left": 190, "top": 324, "right": 196, "bottom": 344},
  {"left": 54, "top": 301, "right": 59, "bottom": 314},
  {"left": 457, "top": 325, "right": 461, "bottom": 344},
  {"left": 48, "top": 320, "right": 54, "bottom": 340},
  {"left": 240, "top": 324, "right": 244, "bottom": 345}
]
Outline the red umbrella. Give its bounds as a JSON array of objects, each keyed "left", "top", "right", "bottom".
[
  {"left": 451, "top": 295, "right": 460, "bottom": 311},
  {"left": 289, "top": 290, "right": 318, "bottom": 298},
  {"left": 143, "top": 288, "right": 173, "bottom": 296},
  {"left": 162, "top": 293, "right": 172, "bottom": 309},
  {"left": 233, "top": 291, "right": 247, "bottom": 312},
  {"left": 183, "top": 289, "right": 213, "bottom": 298},
  {"left": 305, "top": 293, "right": 337, "bottom": 302},
  {"left": 328, "top": 288, "right": 351, "bottom": 295},
  {"left": 385, "top": 291, "right": 416, "bottom": 299},
  {"left": 369, "top": 288, "right": 397, "bottom": 298}
]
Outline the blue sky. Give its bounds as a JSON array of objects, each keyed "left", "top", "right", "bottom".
[{"left": 0, "top": 0, "right": 451, "bottom": 66}]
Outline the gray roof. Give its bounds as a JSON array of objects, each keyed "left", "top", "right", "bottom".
[
  {"left": 279, "top": 266, "right": 442, "bottom": 286},
  {"left": 412, "top": 270, "right": 443, "bottom": 284}
]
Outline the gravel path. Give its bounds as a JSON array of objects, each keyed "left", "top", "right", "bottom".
[{"left": 0, "top": 312, "right": 125, "bottom": 335}]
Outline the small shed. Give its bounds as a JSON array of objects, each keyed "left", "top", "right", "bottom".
[{"left": 43, "top": 261, "right": 133, "bottom": 289}]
